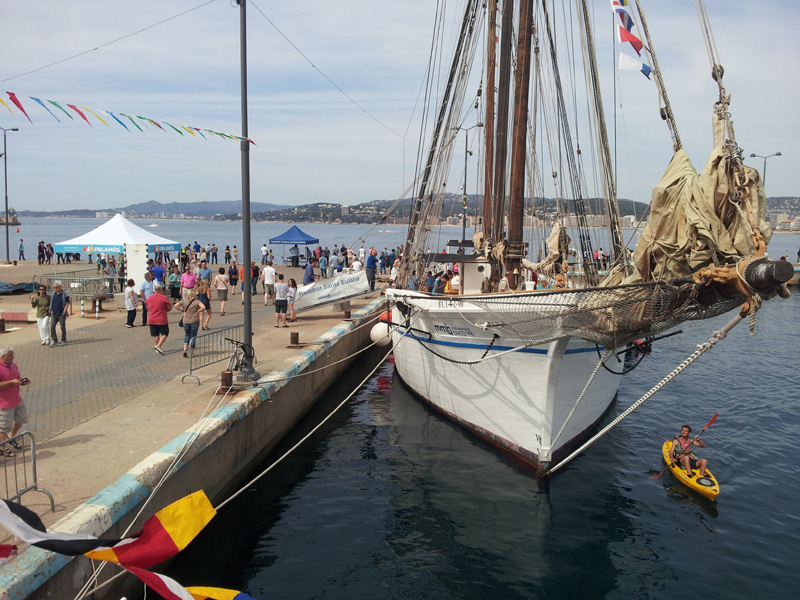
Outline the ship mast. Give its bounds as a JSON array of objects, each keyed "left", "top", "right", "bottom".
[
  {"left": 482, "top": 0, "right": 497, "bottom": 240},
  {"left": 490, "top": 0, "right": 516, "bottom": 246},
  {"left": 505, "top": 0, "right": 535, "bottom": 280}
]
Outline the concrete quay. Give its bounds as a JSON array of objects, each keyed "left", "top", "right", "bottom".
[{"left": 0, "top": 261, "right": 388, "bottom": 599}]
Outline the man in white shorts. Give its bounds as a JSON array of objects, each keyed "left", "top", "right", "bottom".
[{"left": 263, "top": 261, "right": 277, "bottom": 305}]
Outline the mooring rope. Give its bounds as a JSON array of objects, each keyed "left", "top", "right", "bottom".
[{"left": 546, "top": 312, "right": 744, "bottom": 475}]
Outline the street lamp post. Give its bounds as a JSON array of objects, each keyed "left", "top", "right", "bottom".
[
  {"left": 750, "top": 151, "right": 781, "bottom": 187},
  {"left": 1, "top": 126, "right": 19, "bottom": 265},
  {"left": 454, "top": 122, "right": 483, "bottom": 242}
]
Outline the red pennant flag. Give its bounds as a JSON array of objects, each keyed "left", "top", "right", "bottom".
[
  {"left": 67, "top": 104, "right": 93, "bottom": 127},
  {"left": 6, "top": 92, "right": 32, "bottom": 123},
  {"left": 618, "top": 26, "right": 643, "bottom": 55}
]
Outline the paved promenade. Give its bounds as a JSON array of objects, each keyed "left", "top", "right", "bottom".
[{"left": 0, "top": 260, "right": 384, "bottom": 539}]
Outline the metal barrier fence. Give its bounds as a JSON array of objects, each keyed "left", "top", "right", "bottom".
[
  {"left": 37, "top": 267, "right": 97, "bottom": 278},
  {"left": 33, "top": 274, "right": 119, "bottom": 298},
  {"left": 182, "top": 323, "right": 246, "bottom": 384},
  {"left": 1, "top": 432, "right": 55, "bottom": 511}
]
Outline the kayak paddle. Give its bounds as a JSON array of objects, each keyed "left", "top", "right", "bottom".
[{"left": 650, "top": 412, "right": 718, "bottom": 479}]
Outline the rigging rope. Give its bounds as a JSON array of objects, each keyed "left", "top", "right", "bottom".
[{"left": 546, "top": 311, "right": 745, "bottom": 475}]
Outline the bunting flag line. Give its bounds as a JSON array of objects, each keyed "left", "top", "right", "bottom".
[
  {"left": 3, "top": 91, "right": 255, "bottom": 145},
  {"left": 618, "top": 52, "right": 652, "bottom": 79},
  {"left": 0, "top": 490, "right": 215, "bottom": 568}
]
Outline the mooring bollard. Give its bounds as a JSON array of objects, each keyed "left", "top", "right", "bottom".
[
  {"left": 95, "top": 301, "right": 99, "bottom": 320},
  {"left": 221, "top": 370, "right": 233, "bottom": 389},
  {"left": 80, "top": 298, "right": 85, "bottom": 318},
  {"left": 344, "top": 310, "right": 351, "bottom": 319},
  {"left": 290, "top": 331, "right": 299, "bottom": 346}
]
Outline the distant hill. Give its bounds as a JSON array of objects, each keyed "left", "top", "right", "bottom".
[{"left": 19, "top": 200, "right": 291, "bottom": 218}]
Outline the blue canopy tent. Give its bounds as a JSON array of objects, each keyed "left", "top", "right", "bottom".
[{"left": 269, "top": 226, "right": 319, "bottom": 267}]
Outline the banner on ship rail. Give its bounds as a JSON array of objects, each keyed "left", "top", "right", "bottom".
[
  {"left": 294, "top": 269, "right": 371, "bottom": 313},
  {"left": 2, "top": 91, "right": 255, "bottom": 145}
]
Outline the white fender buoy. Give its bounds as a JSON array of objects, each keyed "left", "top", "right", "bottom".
[{"left": 370, "top": 321, "right": 392, "bottom": 346}]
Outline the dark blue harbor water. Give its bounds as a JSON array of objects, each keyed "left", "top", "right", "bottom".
[{"left": 166, "top": 289, "right": 799, "bottom": 599}]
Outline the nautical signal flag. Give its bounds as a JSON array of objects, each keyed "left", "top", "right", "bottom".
[
  {"left": 0, "top": 490, "right": 256, "bottom": 599},
  {"left": 125, "top": 566, "right": 256, "bottom": 600},
  {"left": 618, "top": 53, "right": 652, "bottom": 79},
  {"left": 0, "top": 490, "right": 214, "bottom": 568}
]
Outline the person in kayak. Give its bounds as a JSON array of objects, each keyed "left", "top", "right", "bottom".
[{"left": 669, "top": 425, "right": 707, "bottom": 478}]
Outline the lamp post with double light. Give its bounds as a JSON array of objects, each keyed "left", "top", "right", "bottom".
[
  {"left": 1, "top": 126, "right": 19, "bottom": 265},
  {"left": 453, "top": 122, "right": 484, "bottom": 242},
  {"left": 749, "top": 151, "right": 781, "bottom": 188}
]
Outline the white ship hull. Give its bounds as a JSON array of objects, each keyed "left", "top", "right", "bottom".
[{"left": 386, "top": 289, "right": 621, "bottom": 470}]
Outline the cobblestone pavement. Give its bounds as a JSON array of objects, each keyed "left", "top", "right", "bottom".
[{"left": 13, "top": 291, "right": 274, "bottom": 443}]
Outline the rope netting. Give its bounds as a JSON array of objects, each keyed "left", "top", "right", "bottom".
[{"left": 430, "top": 279, "right": 743, "bottom": 349}]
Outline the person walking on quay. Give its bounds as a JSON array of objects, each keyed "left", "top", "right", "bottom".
[
  {"left": 147, "top": 284, "right": 172, "bottom": 354},
  {"left": 224, "top": 246, "right": 232, "bottom": 264},
  {"left": 179, "top": 264, "right": 197, "bottom": 300},
  {"left": 365, "top": 249, "right": 378, "bottom": 292},
  {"left": 168, "top": 266, "right": 182, "bottom": 300},
  {"left": 251, "top": 262, "right": 260, "bottom": 296},
  {"left": 228, "top": 261, "right": 239, "bottom": 296},
  {"left": 287, "top": 278, "right": 298, "bottom": 323},
  {"left": 48, "top": 281, "right": 70, "bottom": 347},
  {"left": 274, "top": 274, "right": 289, "bottom": 328},
  {"left": 30, "top": 285, "right": 50, "bottom": 345},
  {"left": 198, "top": 260, "right": 212, "bottom": 286},
  {"left": 319, "top": 253, "right": 327, "bottom": 279},
  {"left": 213, "top": 267, "right": 229, "bottom": 316},
  {"left": 37, "top": 241, "right": 45, "bottom": 265},
  {"left": 124, "top": 279, "right": 137, "bottom": 328},
  {"left": 139, "top": 272, "right": 155, "bottom": 326},
  {"left": 303, "top": 259, "right": 317, "bottom": 285},
  {"left": 232, "top": 245, "right": 239, "bottom": 264},
  {"left": 210, "top": 243, "right": 218, "bottom": 264},
  {"left": 262, "top": 261, "right": 276, "bottom": 305},
  {"left": 260, "top": 243, "right": 268, "bottom": 265},
  {"left": 290, "top": 243, "right": 299, "bottom": 268},
  {"left": 17, "top": 239, "right": 24, "bottom": 261},
  {"left": 197, "top": 281, "right": 213, "bottom": 330},
  {"left": 0, "top": 348, "right": 31, "bottom": 457},
  {"left": 175, "top": 291, "right": 205, "bottom": 358}
]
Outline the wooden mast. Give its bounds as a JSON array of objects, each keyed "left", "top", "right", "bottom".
[
  {"left": 506, "top": 0, "right": 534, "bottom": 281},
  {"left": 482, "top": 0, "right": 497, "bottom": 240},
  {"left": 491, "top": 0, "right": 515, "bottom": 245}
]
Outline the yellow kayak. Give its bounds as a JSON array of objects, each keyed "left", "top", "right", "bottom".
[{"left": 661, "top": 440, "right": 719, "bottom": 501}]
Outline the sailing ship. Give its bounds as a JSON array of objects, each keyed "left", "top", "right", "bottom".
[{"left": 385, "top": 0, "right": 791, "bottom": 473}]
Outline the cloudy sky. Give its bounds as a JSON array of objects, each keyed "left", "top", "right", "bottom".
[{"left": 0, "top": 0, "right": 796, "bottom": 212}]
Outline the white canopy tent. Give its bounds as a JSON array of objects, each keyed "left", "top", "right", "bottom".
[{"left": 53, "top": 214, "right": 181, "bottom": 255}]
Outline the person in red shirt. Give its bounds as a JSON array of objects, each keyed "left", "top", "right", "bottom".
[
  {"left": 146, "top": 284, "right": 173, "bottom": 355},
  {"left": 0, "top": 348, "right": 30, "bottom": 456}
]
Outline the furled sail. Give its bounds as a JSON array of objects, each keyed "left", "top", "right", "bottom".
[{"left": 626, "top": 111, "right": 771, "bottom": 284}]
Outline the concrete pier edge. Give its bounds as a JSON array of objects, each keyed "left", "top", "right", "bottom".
[{"left": 0, "top": 298, "right": 386, "bottom": 600}]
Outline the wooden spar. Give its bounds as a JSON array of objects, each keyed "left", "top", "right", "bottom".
[
  {"left": 400, "top": 1, "right": 478, "bottom": 283},
  {"left": 578, "top": 0, "right": 624, "bottom": 264},
  {"left": 506, "top": 0, "right": 534, "bottom": 279},
  {"left": 491, "top": 0, "right": 515, "bottom": 245},
  {"left": 482, "top": 0, "right": 497, "bottom": 240}
]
